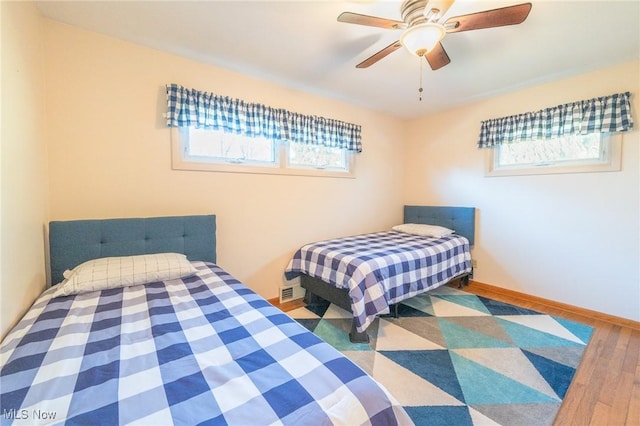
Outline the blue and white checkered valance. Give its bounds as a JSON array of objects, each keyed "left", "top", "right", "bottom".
[
  {"left": 165, "top": 84, "right": 362, "bottom": 152},
  {"left": 477, "top": 92, "right": 634, "bottom": 148}
]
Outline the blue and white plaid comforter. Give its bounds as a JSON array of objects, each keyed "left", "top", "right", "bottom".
[
  {"left": 1, "top": 262, "right": 411, "bottom": 426},
  {"left": 285, "top": 231, "right": 472, "bottom": 333}
]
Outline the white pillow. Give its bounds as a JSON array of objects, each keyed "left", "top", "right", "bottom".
[
  {"left": 53, "top": 253, "right": 197, "bottom": 297},
  {"left": 392, "top": 223, "right": 455, "bottom": 238}
]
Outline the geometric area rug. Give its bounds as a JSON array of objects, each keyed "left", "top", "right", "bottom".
[{"left": 288, "top": 285, "right": 593, "bottom": 426}]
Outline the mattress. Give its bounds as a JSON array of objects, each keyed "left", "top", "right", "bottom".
[
  {"left": 1, "top": 262, "right": 411, "bottom": 425},
  {"left": 285, "top": 231, "right": 472, "bottom": 333}
]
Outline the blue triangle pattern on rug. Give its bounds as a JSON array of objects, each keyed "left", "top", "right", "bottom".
[
  {"left": 554, "top": 316, "right": 594, "bottom": 344},
  {"left": 522, "top": 349, "right": 577, "bottom": 399},
  {"left": 314, "top": 320, "right": 371, "bottom": 352},
  {"left": 496, "top": 317, "right": 586, "bottom": 348},
  {"left": 289, "top": 287, "right": 593, "bottom": 426},
  {"left": 404, "top": 405, "right": 473, "bottom": 426},
  {"left": 295, "top": 318, "right": 321, "bottom": 333},
  {"left": 450, "top": 351, "right": 559, "bottom": 405},
  {"left": 476, "top": 295, "right": 542, "bottom": 316},
  {"left": 380, "top": 350, "right": 466, "bottom": 403}
]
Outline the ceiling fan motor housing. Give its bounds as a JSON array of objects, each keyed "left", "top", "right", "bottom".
[
  {"left": 401, "top": 0, "right": 455, "bottom": 26},
  {"left": 401, "top": 0, "right": 430, "bottom": 26}
]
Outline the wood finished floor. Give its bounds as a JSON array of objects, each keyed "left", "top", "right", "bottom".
[{"left": 276, "top": 285, "right": 640, "bottom": 425}]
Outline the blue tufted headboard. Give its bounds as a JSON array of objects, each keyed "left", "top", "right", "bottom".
[
  {"left": 404, "top": 205, "right": 476, "bottom": 245},
  {"left": 49, "top": 215, "right": 216, "bottom": 285}
]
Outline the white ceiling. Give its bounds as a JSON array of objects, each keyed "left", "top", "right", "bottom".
[{"left": 35, "top": 0, "right": 640, "bottom": 119}]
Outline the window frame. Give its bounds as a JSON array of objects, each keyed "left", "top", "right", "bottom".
[
  {"left": 484, "top": 133, "right": 622, "bottom": 177},
  {"left": 170, "top": 128, "right": 355, "bottom": 178}
]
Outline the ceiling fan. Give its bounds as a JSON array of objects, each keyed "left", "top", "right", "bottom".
[{"left": 338, "top": 0, "right": 532, "bottom": 70}]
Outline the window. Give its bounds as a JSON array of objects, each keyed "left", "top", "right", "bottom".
[
  {"left": 476, "top": 92, "right": 632, "bottom": 177},
  {"left": 173, "top": 128, "right": 354, "bottom": 177},
  {"left": 165, "top": 84, "right": 361, "bottom": 178},
  {"left": 185, "top": 128, "right": 277, "bottom": 166},
  {"left": 288, "top": 142, "right": 348, "bottom": 170},
  {"left": 485, "top": 133, "right": 622, "bottom": 177}
]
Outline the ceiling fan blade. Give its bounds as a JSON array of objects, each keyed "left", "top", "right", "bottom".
[
  {"left": 356, "top": 41, "right": 403, "bottom": 68},
  {"left": 338, "top": 12, "right": 407, "bottom": 30},
  {"left": 425, "top": 42, "right": 451, "bottom": 70},
  {"left": 444, "top": 3, "right": 532, "bottom": 33}
]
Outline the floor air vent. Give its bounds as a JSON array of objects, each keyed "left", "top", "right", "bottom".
[{"left": 279, "top": 284, "right": 305, "bottom": 304}]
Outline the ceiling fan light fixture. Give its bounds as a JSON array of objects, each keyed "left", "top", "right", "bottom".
[{"left": 400, "top": 23, "right": 446, "bottom": 56}]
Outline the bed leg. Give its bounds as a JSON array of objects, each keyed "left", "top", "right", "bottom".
[
  {"left": 349, "top": 321, "right": 369, "bottom": 343},
  {"left": 391, "top": 303, "right": 399, "bottom": 318},
  {"left": 459, "top": 274, "right": 470, "bottom": 288}
]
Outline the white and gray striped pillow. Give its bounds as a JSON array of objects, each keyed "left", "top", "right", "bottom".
[{"left": 53, "top": 253, "right": 197, "bottom": 297}]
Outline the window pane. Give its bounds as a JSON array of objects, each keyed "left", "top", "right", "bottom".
[
  {"left": 496, "top": 134, "right": 603, "bottom": 167},
  {"left": 174, "top": 128, "right": 354, "bottom": 177},
  {"left": 288, "top": 142, "right": 347, "bottom": 170},
  {"left": 187, "top": 128, "right": 276, "bottom": 164}
]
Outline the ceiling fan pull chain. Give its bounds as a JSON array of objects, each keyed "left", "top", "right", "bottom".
[{"left": 419, "top": 57, "right": 424, "bottom": 101}]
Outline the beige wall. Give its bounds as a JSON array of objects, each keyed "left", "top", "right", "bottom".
[
  {"left": 404, "top": 61, "right": 640, "bottom": 322},
  {"left": 1, "top": 1, "right": 50, "bottom": 338},
  {"left": 43, "top": 20, "right": 406, "bottom": 299}
]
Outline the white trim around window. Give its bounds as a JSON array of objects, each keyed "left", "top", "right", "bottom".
[
  {"left": 170, "top": 128, "right": 355, "bottom": 178},
  {"left": 484, "top": 133, "right": 623, "bottom": 177}
]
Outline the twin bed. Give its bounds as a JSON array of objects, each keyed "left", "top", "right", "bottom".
[
  {"left": 285, "top": 206, "right": 475, "bottom": 342},
  {"left": 1, "top": 206, "right": 474, "bottom": 425}
]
